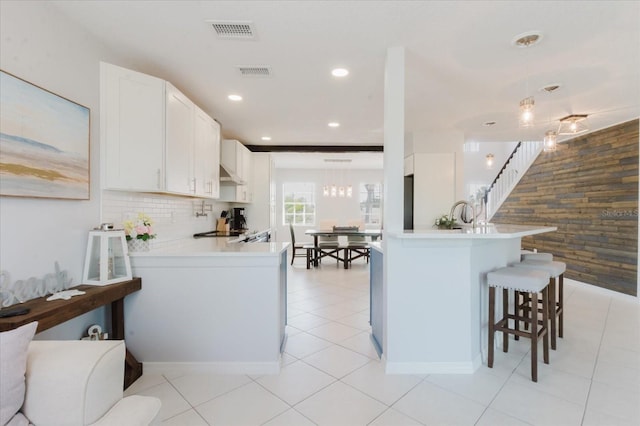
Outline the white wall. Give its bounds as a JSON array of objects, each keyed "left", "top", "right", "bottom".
[
  {"left": 463, "top": 141, "right": 519, "bottom": 199},
  {"left": 273, "top": 168, "right": 384, "bottom": 244},
  {"left": 0, "top": 1, "right": 120, "bottom": 338},
  {"left": 0, "top": 1, "right": 231, "bottom": 339}
]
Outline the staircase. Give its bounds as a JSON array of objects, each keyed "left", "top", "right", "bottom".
[{"left": 486, "top": 141, "right": 543, "bottom": 220}]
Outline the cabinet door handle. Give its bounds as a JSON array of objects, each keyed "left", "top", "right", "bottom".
[
  {"left": 157, "top": 169, "right": 161, "bottom": 189},
  {"left": 191, "top": 178, "right": 196, "bottom": 193}
]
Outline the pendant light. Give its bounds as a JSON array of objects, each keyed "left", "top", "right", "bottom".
[
  {"left": 512, "top": 31, "right": 542, "bottom": 129},
  {"left": 322, "top": 158, "right": 353, "bottom": 198},
  {"left": 485, "top": 153, "right": 495, "bottom": 169},
  {"left": 543, "top": 130, "right": 557, "bottom": 152},
  {"left": 541, "top": 83, "right": 561, "bottom": 153},
  {"left": 558, "top": 114, "right": 589, "bottom": 135},
  {"left": 519, "top": 96, "right": 535, "bottom": 127}
]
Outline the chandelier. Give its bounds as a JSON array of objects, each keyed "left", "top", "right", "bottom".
[
  {"left": 322, "top": 160, "right": 353, "bottom": 198},
  {"left": 558, "top": 114, "right": 589, "bottom": 135}
]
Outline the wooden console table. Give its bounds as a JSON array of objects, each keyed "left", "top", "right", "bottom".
[{"left": 0, "top": 278, "right": 143, "bottom": 389}]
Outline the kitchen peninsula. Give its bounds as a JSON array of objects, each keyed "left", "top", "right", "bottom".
[
  {"left": 123, "top": 239, "right": 289, "bottom": 375},
  {"left": 376, "top": 224, "right": 556, "bottom": 375}
]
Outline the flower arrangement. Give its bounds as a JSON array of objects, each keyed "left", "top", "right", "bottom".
[
  {"left": 435, "top": 214, "right": 457, "bottom": 229},
  {"left": 123, "top": 213, "right": 156, "bottom": 241}
]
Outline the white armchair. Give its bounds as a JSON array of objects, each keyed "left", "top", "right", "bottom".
[{"left": 22, "top": 340, "right": 160, "bottom": 426}]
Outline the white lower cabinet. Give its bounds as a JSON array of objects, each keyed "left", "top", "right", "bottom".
[{"left": 126, "top": 243, "right": 289, "bottom": 372}]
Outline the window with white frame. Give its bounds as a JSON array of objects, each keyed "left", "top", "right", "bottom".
[
  {"left": 359, "top": 183, "right": 382, "bottom": 225},
  {"left": 283, "top": 182, "right": 316, "bottom": 225}
]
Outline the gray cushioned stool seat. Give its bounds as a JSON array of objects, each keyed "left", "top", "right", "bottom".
[
  {"left": 487, "top": 267, "right": 549, "bottom": 292},
  {"left": 521, "top": 252, "right": 553, "bottom": 262},
  {"left": 513, "top": 259, "right": 566, "bottom": 277}
]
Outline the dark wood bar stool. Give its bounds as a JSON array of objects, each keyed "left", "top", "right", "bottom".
[
  {"left": 513, "top": 258, "right": 566, "bottom": 349},
  {"left": 487, "top": 266, "right": 551, "bottom": 382}
]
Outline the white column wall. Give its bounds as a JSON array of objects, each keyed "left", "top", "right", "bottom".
[{"left": 382, "top": 46, "right": 406, "bottom": 360}]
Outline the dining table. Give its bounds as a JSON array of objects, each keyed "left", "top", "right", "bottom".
[{"left": 304, "top": 228, "right": 383, "bottom": 268}]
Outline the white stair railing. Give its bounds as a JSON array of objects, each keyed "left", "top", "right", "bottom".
[{"left": 486, "top": 141, "right": 543, "bottom": 220}]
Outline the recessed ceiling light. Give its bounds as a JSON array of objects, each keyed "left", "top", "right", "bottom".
[
  {"left": 261, "top": 136, "right": 271, "bottom": 141},
  {"left": 511, "top": 31, "right": 543, "bottom": 48},
  {"left": 228, "top": 94, "right": 243, "bottom": 101},
  {"left": 328, "top": 122, "right": 340, "bottom": 128},
  {"left": 331, "top": 68, "right": 349, "bottom": 77}
]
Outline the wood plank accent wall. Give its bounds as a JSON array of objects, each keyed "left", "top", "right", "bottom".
[{"left": 492, "top": 120, "right": 639, "bottom": 296}]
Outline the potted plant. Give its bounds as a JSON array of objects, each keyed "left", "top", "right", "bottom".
[
  {"left": 435, "top": 214, "right": 457, "bottom": 230},
  {"left": 123, "top": 213, "right": 156, "bottom": 252}
]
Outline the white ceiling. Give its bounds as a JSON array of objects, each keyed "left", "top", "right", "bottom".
[{"left": 50, "top": 0, "right": 639, "bottom": 155}]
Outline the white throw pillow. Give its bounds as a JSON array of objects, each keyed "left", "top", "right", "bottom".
[{"left": 0, "top": 321, "right": 38, "bottom": 426}]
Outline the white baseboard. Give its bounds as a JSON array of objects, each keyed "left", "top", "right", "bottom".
[
  {"left": 143, "top": 361, "right": 281, "bottom": 376},
  {"left": 385, "top": 354, "right": 482, "bottom": 375}
]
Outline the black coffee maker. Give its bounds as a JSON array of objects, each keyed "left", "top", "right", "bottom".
[{"left": 231, "top": 208, "right": 247, "bottom": 231}]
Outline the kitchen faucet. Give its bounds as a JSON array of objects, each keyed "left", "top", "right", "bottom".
[
  {"left": 195, "top": 200, "right": 211, "bottom": 218},
  {"left": 449, "top": 200, "right": 476, "bottom": 228}
]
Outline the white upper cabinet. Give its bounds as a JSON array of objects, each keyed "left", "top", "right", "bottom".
[
  {"left": 194, "top": 106, "right": 220, "bottom": 198},
  {"left": 220, "top": 139, "right": 253, "bottom": 202},
  {"left": 221, "top": 139, "right": 252, "bottom": 184},
  {"left": 101, "top": 62, "right": 165, "bottom": 191},
  {"left": 237, "top": 146, "right": 253, "bottom": 202},
  {"left": 101, "top": 62, "right": 221, "bottom": 198},
  {"left": 165, "top": 82, "right": 195, "bottom": 195}
]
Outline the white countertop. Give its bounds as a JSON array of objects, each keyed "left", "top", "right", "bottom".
[
  {"left": 391, "top": 223, "right": 557, "bottom": 239},
  {"left": 129, "top": 238, "right": 290, "bottom": 257}
]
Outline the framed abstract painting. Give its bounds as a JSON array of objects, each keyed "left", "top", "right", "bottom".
[{"left": 0, "top": 70, "right": 90, "bottom": 200}]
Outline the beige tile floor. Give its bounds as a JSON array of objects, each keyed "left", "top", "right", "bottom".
[{"left": 127, "top": 259, "right": 640, "bottom": 425}]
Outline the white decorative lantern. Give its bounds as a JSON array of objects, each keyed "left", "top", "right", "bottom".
[{"left": 82, "top": 230, "right": 132, "bottom": 286}]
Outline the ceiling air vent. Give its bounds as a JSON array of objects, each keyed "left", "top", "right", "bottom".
[
  {"left": 207, "top": 21, "right": 255, "bottom": 39},
  {"left": 237, "top": 65, "right": 272, "bottom": 77}
]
